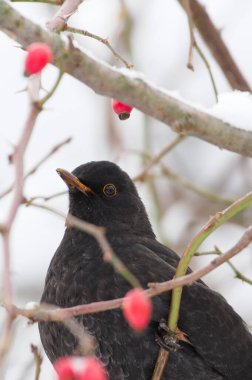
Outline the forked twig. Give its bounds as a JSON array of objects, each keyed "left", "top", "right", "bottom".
[{"left": 66, "top": 26, "right": 133, "bottom": 69}]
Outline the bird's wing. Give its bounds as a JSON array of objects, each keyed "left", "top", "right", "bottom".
[{"left": 140, "top": 237, "right": 206, "bottom": 285}]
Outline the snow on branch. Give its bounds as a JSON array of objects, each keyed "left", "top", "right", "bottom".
[{"left": 0, "top": 0, "right": 252, "bottom": 157}]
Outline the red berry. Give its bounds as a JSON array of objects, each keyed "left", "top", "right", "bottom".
[
  {"left": 112, "top": 99, "right": 133, "bottom": 120},
  {"left": 122, "top": 289, "right": 152, "bottom": 330},
  {"left": 79, "top": 357, "right": 107, "bottom": 380},
  {"left": 24, "top": 43, "right": 52, "bottom": 75},
  {"left": 54, "top": 356, "right": 107, "bottom": 380},
  {"left": 54, "top": 357, "right": 75, "bottom": 380}
]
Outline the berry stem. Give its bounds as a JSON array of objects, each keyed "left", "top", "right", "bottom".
[{"left": 39, "top": 69, "right": 64, "bottom": 108}]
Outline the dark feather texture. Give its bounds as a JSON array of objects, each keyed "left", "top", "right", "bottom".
[{"left": 39, "top": 161, "right": 252, "bottom": 380}]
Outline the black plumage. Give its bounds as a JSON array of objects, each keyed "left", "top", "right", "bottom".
[{"left": 39, "top": 161, "right": 252, "bottom": 380}]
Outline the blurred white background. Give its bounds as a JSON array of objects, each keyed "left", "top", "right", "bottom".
[{"left": 0, "top": 0, "right": 252, "bottom": 378}]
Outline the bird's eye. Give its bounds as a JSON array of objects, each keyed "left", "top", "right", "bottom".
[{"left": 103, "top": 183, "right": 117, "bottom": 197}]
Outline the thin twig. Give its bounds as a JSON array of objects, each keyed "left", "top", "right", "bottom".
[
  {"left": 161, "top": 164, "right": 234, "bottom": 205},
  {"left": 182, "top": 0, "right": 218, "bottom": 101},
  {"left": 66, "top": 26, "right": 133, "bottom": 69},
  {"left": 131, "top": 147, "right": 234, "bottom": 206},
  {"left": 141, "top": 116, "right": 166, "bottom": 242},
  {"left": 63, "top": 318, "right": 95, "bottom": 356},
  {"left": 11, "top": 0, "right": 62, "bottom": 4},
  {"left": 183, "top": 0, "right": 251, "bottom": 92},
  {"left": 150, "top": 225, "right": 252, "bottom": 293},
  {"left": 183, "top": 0, "right": 195, "bottom": 71},
  {"left": 133, "top": 135, "right": 185, "bottom": 182},
  {"left": 24, "top": 190, "right": 67, "bottom": 205},
  {"left": 152, "top": 350, "right": 170, "bottom": 380},
  {"left": 0, "top": 70, "right": 64, "bottom": 364},
  {"left": 30, "top": 344, "right": 42, "bottom": 380},
  {"left": 195, "top": 246, "right": 252, "bottom": 286},
  {"left": 129, "top": 148, "right": 234, "bottom": 207},
  {"left": 0, "top": 77, "right": 41, "bottom": 364},
  {"left": 7, "top": 225, "right": 252, "bottom": 323},
  {"left": 39, "top": 69, "right": 64, "bottom": 107},
  {"left": 195, "top": 44, "right": 218, "bottom": 102},
  {"left": 0, "top": 137, "right": 71, "bottom": 199}
]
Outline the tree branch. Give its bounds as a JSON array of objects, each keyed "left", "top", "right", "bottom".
[
  {"left": 179, "top": 0, "right": 251, "bottom": 92},
  {"left": 1, "top": 0, "right": 252, "bottom": 157},
  {"left": 195, "top": 246, "right": 252, "bottom": 286},
  {"left": 0, "top": 77, "right": 41, "bottom": 363},
  {"left": 0, "top": 60, "right": 63, "bottom": 364},
  {"left": 7, "top": 225, "right": 252, "bottom": 323},
  {"left": 0, "top": 136, "right": 71, "bottom": 199},
  {"left": 150, "top": 225, "right": 252, "bottom": 293}
]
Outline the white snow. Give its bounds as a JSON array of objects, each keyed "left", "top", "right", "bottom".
[{"left": 210, "top": 91, "right": 252, "bottom": 130}]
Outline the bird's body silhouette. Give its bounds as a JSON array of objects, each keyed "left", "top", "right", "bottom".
[{"left": 39, "top": 161, "right": 252, "bottom": 380}]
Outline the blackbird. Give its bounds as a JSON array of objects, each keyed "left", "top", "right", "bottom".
[{"left": 39, "top": 161, "right": 252, "bottom": 380}]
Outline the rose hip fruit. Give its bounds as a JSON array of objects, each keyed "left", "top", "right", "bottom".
[
  {"left": 24, "top": 43, "right": 52, "bottom": 75},
  {"left": 122, "top": 289, "right": 152, "bottom": 330}
]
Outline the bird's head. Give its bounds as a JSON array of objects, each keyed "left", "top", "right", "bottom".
[{"left": 57, "top": 161, "right": 155, "bottom": 237}]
